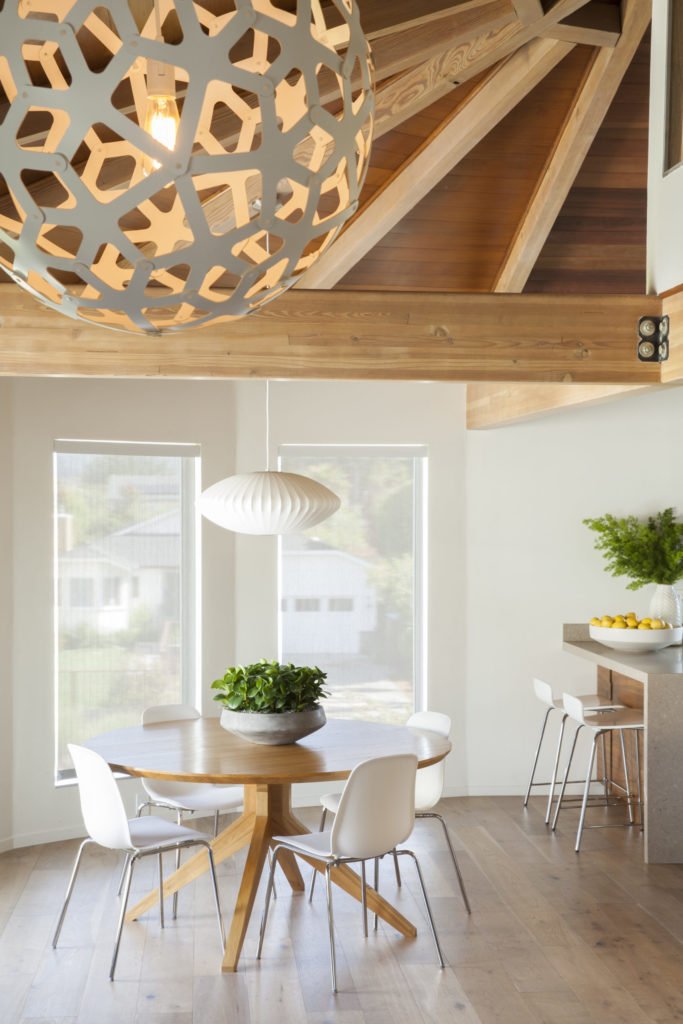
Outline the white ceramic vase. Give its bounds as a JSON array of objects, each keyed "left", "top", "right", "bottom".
[{"left": 648, "top": 584, "right": 682, "bottom": 626}]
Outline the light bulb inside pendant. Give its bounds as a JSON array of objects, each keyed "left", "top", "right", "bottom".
[{"left": 142, "top": 59, "right": 180, "bottom": 175}]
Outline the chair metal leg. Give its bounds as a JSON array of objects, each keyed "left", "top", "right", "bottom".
[
  {"left": 110, "top": 853, "right": 136, "bottom": 981},
  {"left": 173, "top": 810, "right": 182, "bottom": 919},
  {"left": 360, "top": 859, "right": 368, "bottom": 938},
  {"left": 524, "top": 706, "right": 553, "bottom": 806},
  {"left": 213, "top": 810, "right": 220, "bottom": 837},
  {"left": 308, "top": 806, "right": 327, "bottom": 903},
  {"left": 545, "top": 713, "right": 567, "bottom": 825},
  {"left": 600, "top": 732, "right": 609, "bottom": 805},
  {"left": 325, "top": 862, "right": 338, "bottom": 993},
  {"left": 52, "top": 838, "right": 93, "bottom": 948},
  {"left": 552, "top": 724, "right": 582, "bottom": 831},
  {"left": 619, "top": 728, "right": 634, "bottom": 824},
  {"left": 267, "top": 848, "right": 278, "bottom": 899},
  {"left": 397, "top": 850, "right": 445, "bottom": 969},
  {"left": 202, "top": 843, "right": 225, "bottom": 948},
  {"left": 373, "top": 857, "right": 379, "bottom": 932},
  {"left": 417, "top": 812, "right": 471, "bottom": 914},
  {"left": 116, "top": 851, "right": 131, "bottom": 897},
  {"left": 392, "top": 849, "right": 402, "bottom": 888},
  {"left": 575, "top": 734, "right": 599, "bottom": 853},
  {"left": 634, "top": 729, "right": 644, "bottom": 831},
  {"left": 158, "top": 852, "right": 165, "bottom": 929},
  {"left": 257, "top": 845, "right": 281, "bottom": 959}
]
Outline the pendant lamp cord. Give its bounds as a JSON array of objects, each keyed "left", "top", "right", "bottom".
[{"left": 265, "top": 378, "right": 270, "bottom": 472}]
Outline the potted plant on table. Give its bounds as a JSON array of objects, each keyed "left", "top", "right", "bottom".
[
  {"left": 212, "top": 659, "right": 330, "bottom": 745},
  {"left": 583, "top": 507, "right": 683, "bottom": 626}
]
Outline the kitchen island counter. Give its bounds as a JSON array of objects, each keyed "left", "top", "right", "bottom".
[{"left": 563, "top": 624, "right": 683, "bottom": 863}]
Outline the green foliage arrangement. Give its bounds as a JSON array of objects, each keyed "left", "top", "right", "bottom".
[
  {"left": 211, "top": 659, "right": 329, "bottom": 714},
  {"left": 583, "top": 508, "right": 683, "bottom": 589}
]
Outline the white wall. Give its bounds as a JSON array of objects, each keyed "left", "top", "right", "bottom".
[
  {"left": 8, "top": 378, "right": 236, "bottom": 847},
  {"left": 466, "top": 385, "right": 683, "bottom": 793},
  {"left": 647, "top": 0, "right": 683, "bottom": 294},
  {"left": 0, "top": 381, "right": 14, "bottom": 851}
]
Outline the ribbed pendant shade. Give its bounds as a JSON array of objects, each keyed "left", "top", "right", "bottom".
[{"left": 199, "top": 471, "right": 340, "bottom": 535}]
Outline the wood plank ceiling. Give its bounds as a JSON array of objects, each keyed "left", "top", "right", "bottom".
[{"left": 0, "top": 0, "right": 663, "bottom": 413}]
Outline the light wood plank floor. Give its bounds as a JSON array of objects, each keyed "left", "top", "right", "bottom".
[{"left": 2, "top": 796, "right": 683, "bottom": 1024}]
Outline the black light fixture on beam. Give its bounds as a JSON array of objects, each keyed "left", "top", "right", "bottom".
[{"left": 637, "top": 315, "right": 670, "bottom": 362}]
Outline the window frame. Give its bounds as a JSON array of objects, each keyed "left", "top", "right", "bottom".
[
  {"left": 52, "top": 439, "right": 201, "bottom": 784},
  {"left": 277, "top": 443, "right": 428, "bottom": 716}
]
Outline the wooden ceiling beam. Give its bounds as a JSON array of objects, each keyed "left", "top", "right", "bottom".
[
  {"left": 297, "top": 37, "right": 575, "bottom": 291},
  {"left": 541, "top": 2, "right": 622, "bottom": 48},
  {"left": 511, "top": 0, "right": 544, "bottom": 23},
  {"left": 660, "top": 291, "right": 683, "bottom": 384},
  {"left": 466, "top": 382, "right": 652, "bottom": 429},
  {"left": 493, "top": 0, "right": 651, "bottom": 293},
  {"left": 360, "top": 0, "right": 503, "bottom": 41},
  {"left": 0, "top": 288, "right": 661, "bottom": 384}
]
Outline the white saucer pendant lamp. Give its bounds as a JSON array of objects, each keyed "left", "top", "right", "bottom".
[
  {"left": 200, "top": 470, "right": 340, "bottom": 535},
  {"left": 199, "top": 381, "right": 340, "bottom": 535},
  {"left": 0, "top": 1, "right": 373, "bottom": 334}
]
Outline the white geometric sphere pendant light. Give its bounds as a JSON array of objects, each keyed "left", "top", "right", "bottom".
[
  {"left": 199, "top": 470, "right": 340, "bottom": 535},
  {"left": 0, "top": 1, "right": 374, "bottom": 335}
]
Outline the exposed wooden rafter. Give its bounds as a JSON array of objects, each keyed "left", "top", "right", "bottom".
[
  {"left": 541, "top": 2, "right": 622, "bottom": 48},
  {"left": 511, "top": 0, "right": 544, "bottom": 23},
  {"left": 494, "top": 0, "right": 651, "bottom": 293},
  {"left": 465, "top": 0, "right": 651, "bottom": 430},
  {"left": 298, "top": 37, "right": 575, "bottom": 290},
  {"left": 0, "top": 289, "right": 660, "bottom": 384}
]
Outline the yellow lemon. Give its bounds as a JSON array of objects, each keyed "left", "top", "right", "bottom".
[
  {"left": 590, "top": 617, "right": 602, "bottom": 626},
  {"left": 626, "top": 612, "right": 637, "bottom": 618},
  {"left": 638, "top": 622, "right": 652, "bottom": 629},
  {"left": 650, "top": 619, "right": 664, "bottom": 629},
  {"left": 641, "top": 618, "right": 651, "bottom": 625},
  {"left": 601, "top": 616, "right": 614, "bottom": 626},
  {"left": 612, "top": 621, "right": 627, "bottom": 629},
  {"left": 627, "top": 623, "right": 638, "bottom": 629}
]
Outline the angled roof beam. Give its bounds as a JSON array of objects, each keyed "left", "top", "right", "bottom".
[
  {"left": 542, "top": 1, "right": 622, "bottom": 48},
  {"left": 511, "top": 0, "right": 544, "bottom": 22},
  {"left": 297, "top": 36, "right": 575, "bottom": 290},
  {"left": 493, "top": 0, "right": 651, "bottom": 292}
]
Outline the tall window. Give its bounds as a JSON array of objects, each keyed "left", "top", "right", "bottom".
[
  {"left": 279, "top": 446, "right": 427, "bottom": 724},
  {"left": 53, "top": 441, "right": 200, "bottom": 780}
]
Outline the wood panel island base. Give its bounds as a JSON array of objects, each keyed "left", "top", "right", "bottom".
[{"left": 564, "top": 624, "right": 683, "bottom": 864}]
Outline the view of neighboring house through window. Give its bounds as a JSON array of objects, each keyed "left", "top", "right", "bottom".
[
  {"left": 279, "top": 446, "right": 427, "bottom": 724},
  {"left": 53, "top": 441, "right": 199, "bottom": 780}
]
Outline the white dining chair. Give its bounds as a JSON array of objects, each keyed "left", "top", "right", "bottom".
[
  {"left": 551, "top": 693, "right": 644, "bottom": 851},
  {"left": 52, "top": 744, "right": 225, "bottom": 980},
  {"left": 309, "top": 710, "right": 470, "bottom": 913},
  {"left": 257, "top": 753, "right": 445, "bottom": 993},
  {"left": 136, "top": 703, "right": 244, "bottom": 917}
]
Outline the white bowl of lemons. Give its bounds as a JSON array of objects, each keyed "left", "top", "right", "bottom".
[{"left": 589, "top": 614, "right": 682, "bottom": 653}]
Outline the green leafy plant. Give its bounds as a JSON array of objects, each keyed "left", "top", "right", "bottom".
[
  {"left": 211, "top": 659, "right": 329, "bottom": 714},
  {"left": 583, "top": 508, "right": 683, "bottom": 589}
]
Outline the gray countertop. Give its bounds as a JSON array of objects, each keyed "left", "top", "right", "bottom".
[{"left": 563, "top": 623, "right": 683, "bottom": 684}]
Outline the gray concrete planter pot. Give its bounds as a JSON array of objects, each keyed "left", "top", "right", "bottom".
[{"left": 219, "top": 705, "right": 327, "bottom": 745}]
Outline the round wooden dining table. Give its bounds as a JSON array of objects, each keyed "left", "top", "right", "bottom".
[{"left": 86, "top": 716, "right": 451, "bottom": 972}]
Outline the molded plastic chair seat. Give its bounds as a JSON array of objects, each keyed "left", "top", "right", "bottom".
[
  {"left": 141, "top": 777, "right": 243, "bottom": 815},
  {"left": 257, "top": 754, "right": 445, "bottom": 993},
  {"left": 52, "top": 744, "right": 224, "bottom": 980},
  {"left": 311, "top": 710, "right": 471, "bottom": 915},
  {"left": 552, "top": 693, "right": 644, "bottom": 851}
]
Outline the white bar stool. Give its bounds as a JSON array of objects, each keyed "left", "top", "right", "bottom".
[
  {"left": 551, "top": 693, "right": 644, "bottom": 851},
  {"left": 524, "top": 678, "right": 623, "bottom": 824}
]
